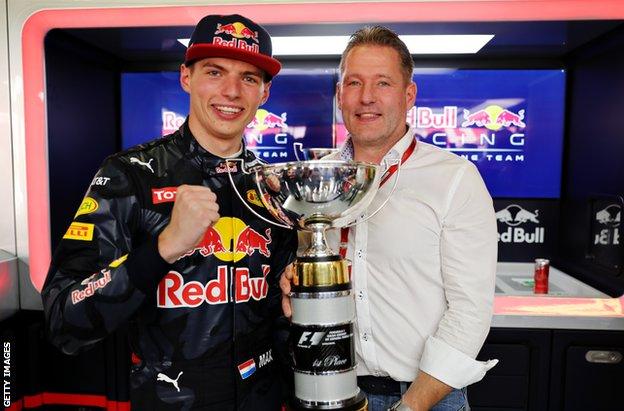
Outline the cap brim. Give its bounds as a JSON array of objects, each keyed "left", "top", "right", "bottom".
[{"left": 185, "top": 44, "right": 281, "bottom": 77}]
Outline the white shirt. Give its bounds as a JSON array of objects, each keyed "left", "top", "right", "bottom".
[{"left": 325, "top": 126, "right": 499, "bottom": 389}]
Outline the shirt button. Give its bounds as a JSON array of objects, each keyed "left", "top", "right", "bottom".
[
  {"left": 357, "top": 291, "right": 365, "bottom": 300},
  {"left": 362, "top": 333, "right": 369, "bottom": 342},
  {"left": 356, "top": 250, "right": 363, "bottom": 259}
]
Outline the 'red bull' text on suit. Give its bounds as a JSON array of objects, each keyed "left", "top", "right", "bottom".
[{"left": 42, "top": 121, "right": 297, "bottom": 410}]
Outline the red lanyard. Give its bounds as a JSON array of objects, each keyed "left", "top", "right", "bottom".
[{"left": 339, "top": 138, "right": 417, "bottom": 259}]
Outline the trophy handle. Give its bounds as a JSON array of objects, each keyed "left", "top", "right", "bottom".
[
  {"left": 225, "top": 159, "right": 292, "bottom": 229},
  {"left": 343, "top": 158, "right": 402, "bottom": 228},
  {"left": 293, "top": 142, "right": 305, "bottom": 161}
]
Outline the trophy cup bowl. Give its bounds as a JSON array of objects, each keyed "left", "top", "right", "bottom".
[
  {"left": 252, "top": 160, "right": 380, "bottom": 410},
  {"left": 255, "top": 160, "right": 379, "bottom": 234},
  {"left": 303, "top": 148, "right": 340, "bottom": 160}
]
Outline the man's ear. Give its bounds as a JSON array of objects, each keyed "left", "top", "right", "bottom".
[
  {"left": 180, "top": 64, "right": 191, "bottom": 93},
  {"left": 336, "top": 82, "right": 342, "bottom": 110},
  {"left": 260, "top": 81, "right": 271, "bottom": 105},
  {"left": 406, "top": 81, "right": 417, "bottom": 108}
]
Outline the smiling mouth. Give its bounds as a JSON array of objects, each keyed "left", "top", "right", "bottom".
[
  {"left": 356, "top": 113, "right": 381, "bottom": 119},
  {"left": 213, "top": 105, "right": 244, "bottom": 115}
]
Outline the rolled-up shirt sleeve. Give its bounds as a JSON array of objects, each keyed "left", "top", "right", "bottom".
[{"left": 419, "top": 162, "right": 499, "bottom": 388}]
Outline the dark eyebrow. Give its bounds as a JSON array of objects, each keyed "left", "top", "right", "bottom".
[
  {"left": 198, "top": 62, "right": 224, "bottom": 71},
  {"left": 241, "top": 70, "right": 263, "bottom": 79},
  {"left": 199, "top": 62, "right": 262, "bottom": 79}
]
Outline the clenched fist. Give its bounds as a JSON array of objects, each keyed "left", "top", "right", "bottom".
[{"left": 158, "top": 185, "right": 220, "bottom": 263}]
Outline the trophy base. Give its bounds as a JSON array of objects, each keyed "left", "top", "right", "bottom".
[{"left": 289, "top": 390, "right": 368, "bottom": 411}]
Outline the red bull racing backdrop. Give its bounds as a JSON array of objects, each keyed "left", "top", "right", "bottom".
[
  {"left": 121, "top": 69, "right": 335, "bottom": 162},
  {"left": 336, "top": 68, "right": 566, "bottom": 199}
]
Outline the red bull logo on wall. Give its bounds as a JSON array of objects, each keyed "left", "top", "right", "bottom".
[
  {"left": 496, "top": 204, "right": 544, "bottom": 244},
  {"left": 162, "top": 110, "right": 185, "bottom": 135},
  {"left": 247, "top": 109, "right": 288, "bottom": 133},
  {"left": 595, "top": 204, "right": 621, "bottom": 245},
  {"left": 461, "top": 105, "right": 526, "bottom": 130},
  {"left": 245, "top": 109, "right": 291, "bottom": 160},
  {"left": 407, "top": 106, "right": 458, "bottom": 129},
  {"left": 411, "top": 104, "right": 527, "bottom": 164},
  {"left": 213, "top": 22, "right": 260, "bottom": 53},
  {"left": 181, "top": 217, "right": 272, "bottom": 262}
]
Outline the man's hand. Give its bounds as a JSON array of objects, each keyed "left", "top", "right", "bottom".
[
  {"left": 279, "top": 264, "right": 294, "bottom": 318},
  {"left": 402, "top": 371, "right": 453, "bottom": 411},
  {"left": 158, "top": 185, "right": 220, "bottom": 263}
]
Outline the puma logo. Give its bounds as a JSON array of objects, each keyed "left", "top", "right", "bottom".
[
  {"left": 157, "top": 371, "right": 183, "bottom": 392},
  {"left": 130, "top": 157, "right": 155, "bottom": 173}
]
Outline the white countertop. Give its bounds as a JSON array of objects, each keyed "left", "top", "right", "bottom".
[{"left": 492, "top": 263, "right": 624, "bottom": 330}]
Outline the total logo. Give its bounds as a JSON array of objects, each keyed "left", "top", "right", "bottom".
[
  {"left": 157, "top": 265, "right": 270, "bottom": 307},
  {"left": 212, "top": 22, "right": 260, "bottom": 53},
  {"left": 181, "top": 217, "right": 272, "bottom": 262},
  {"left": 496, "top": 204, "right": 544, "bottom": 244},
  {"left": 594, "top": 204, "right": 620, "bottom": 245},
  {"left": 462, "top": 105, "right": 526, "bottom": 130}
]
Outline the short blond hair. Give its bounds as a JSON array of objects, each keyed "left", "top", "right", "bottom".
[{"left": 339, "top": 26, "right": 414, "bottom": 85}]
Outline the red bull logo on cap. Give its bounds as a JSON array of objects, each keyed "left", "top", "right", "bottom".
[
  {"left": 181, "top": 217, "right": 272, "bottom": 262},
  {"left": 213, "top": 22, "right": 260, "bottom": 53},
  {"left": 462, "top": 105, "right": 526, "bottom": 131},
  {"left": 215, "top": 22, "right": 259, "bottom": 43}
]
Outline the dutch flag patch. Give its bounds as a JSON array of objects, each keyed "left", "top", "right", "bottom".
[{"left": 237, "top": 358, "right": 257, "bottom": 380}]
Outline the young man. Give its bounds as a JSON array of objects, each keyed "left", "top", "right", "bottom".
[
  {"left": 282, "top": 27, "right": 498, "bottom": 411},
  {"left": 42, "top": 14, "right": 297, "bottom": 410}
]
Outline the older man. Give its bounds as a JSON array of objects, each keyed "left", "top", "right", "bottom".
[{"left": 282, "top": 26, "right": 498, "bottom": 411}]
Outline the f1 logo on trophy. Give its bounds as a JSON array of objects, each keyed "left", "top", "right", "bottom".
[{"left": 227, "top": 151, "right": 401, "bottom": 410}]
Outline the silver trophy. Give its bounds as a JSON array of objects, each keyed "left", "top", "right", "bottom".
[{"left": 227, "top": 158, "right": 400, "bottom": 410}]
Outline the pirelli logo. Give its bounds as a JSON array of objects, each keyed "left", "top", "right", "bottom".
[{"left": 63, "top": 222, "right": 94, "bottom": 241}]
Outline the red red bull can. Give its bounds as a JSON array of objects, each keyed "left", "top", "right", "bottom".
[{"left": 534, "top": 258, "right": 550, "bottom": 294}]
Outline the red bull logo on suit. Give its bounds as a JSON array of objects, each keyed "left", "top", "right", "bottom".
[
  {"left": 157, "top": 265, "right": 271, "bottom": 307},
  {"left": 180, "top": 217, "right": 271, "bottom": 262},
  {"left": 157, "top": 217, "right": 273, "bottom": 307}
]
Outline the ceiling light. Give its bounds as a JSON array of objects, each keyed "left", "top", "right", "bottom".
[{"left": 178, "top": 34, "right": 493, "bottom": 55}]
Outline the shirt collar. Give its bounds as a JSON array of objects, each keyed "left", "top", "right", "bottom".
[{"left": 338, "top": 124, "right": 416, "bottom": 163}]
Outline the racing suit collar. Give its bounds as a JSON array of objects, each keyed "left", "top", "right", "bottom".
[{"left": 177, "top": 118, "right": 258, "bottom": 175}]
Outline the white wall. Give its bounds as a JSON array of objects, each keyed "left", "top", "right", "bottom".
[{"left": 0, "top": 0, "right": 15, "bottom": 256}]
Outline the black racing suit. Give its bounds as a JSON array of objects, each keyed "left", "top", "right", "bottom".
[{"left": 41, "top": 122, "right": 297, "bottom": 410}]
